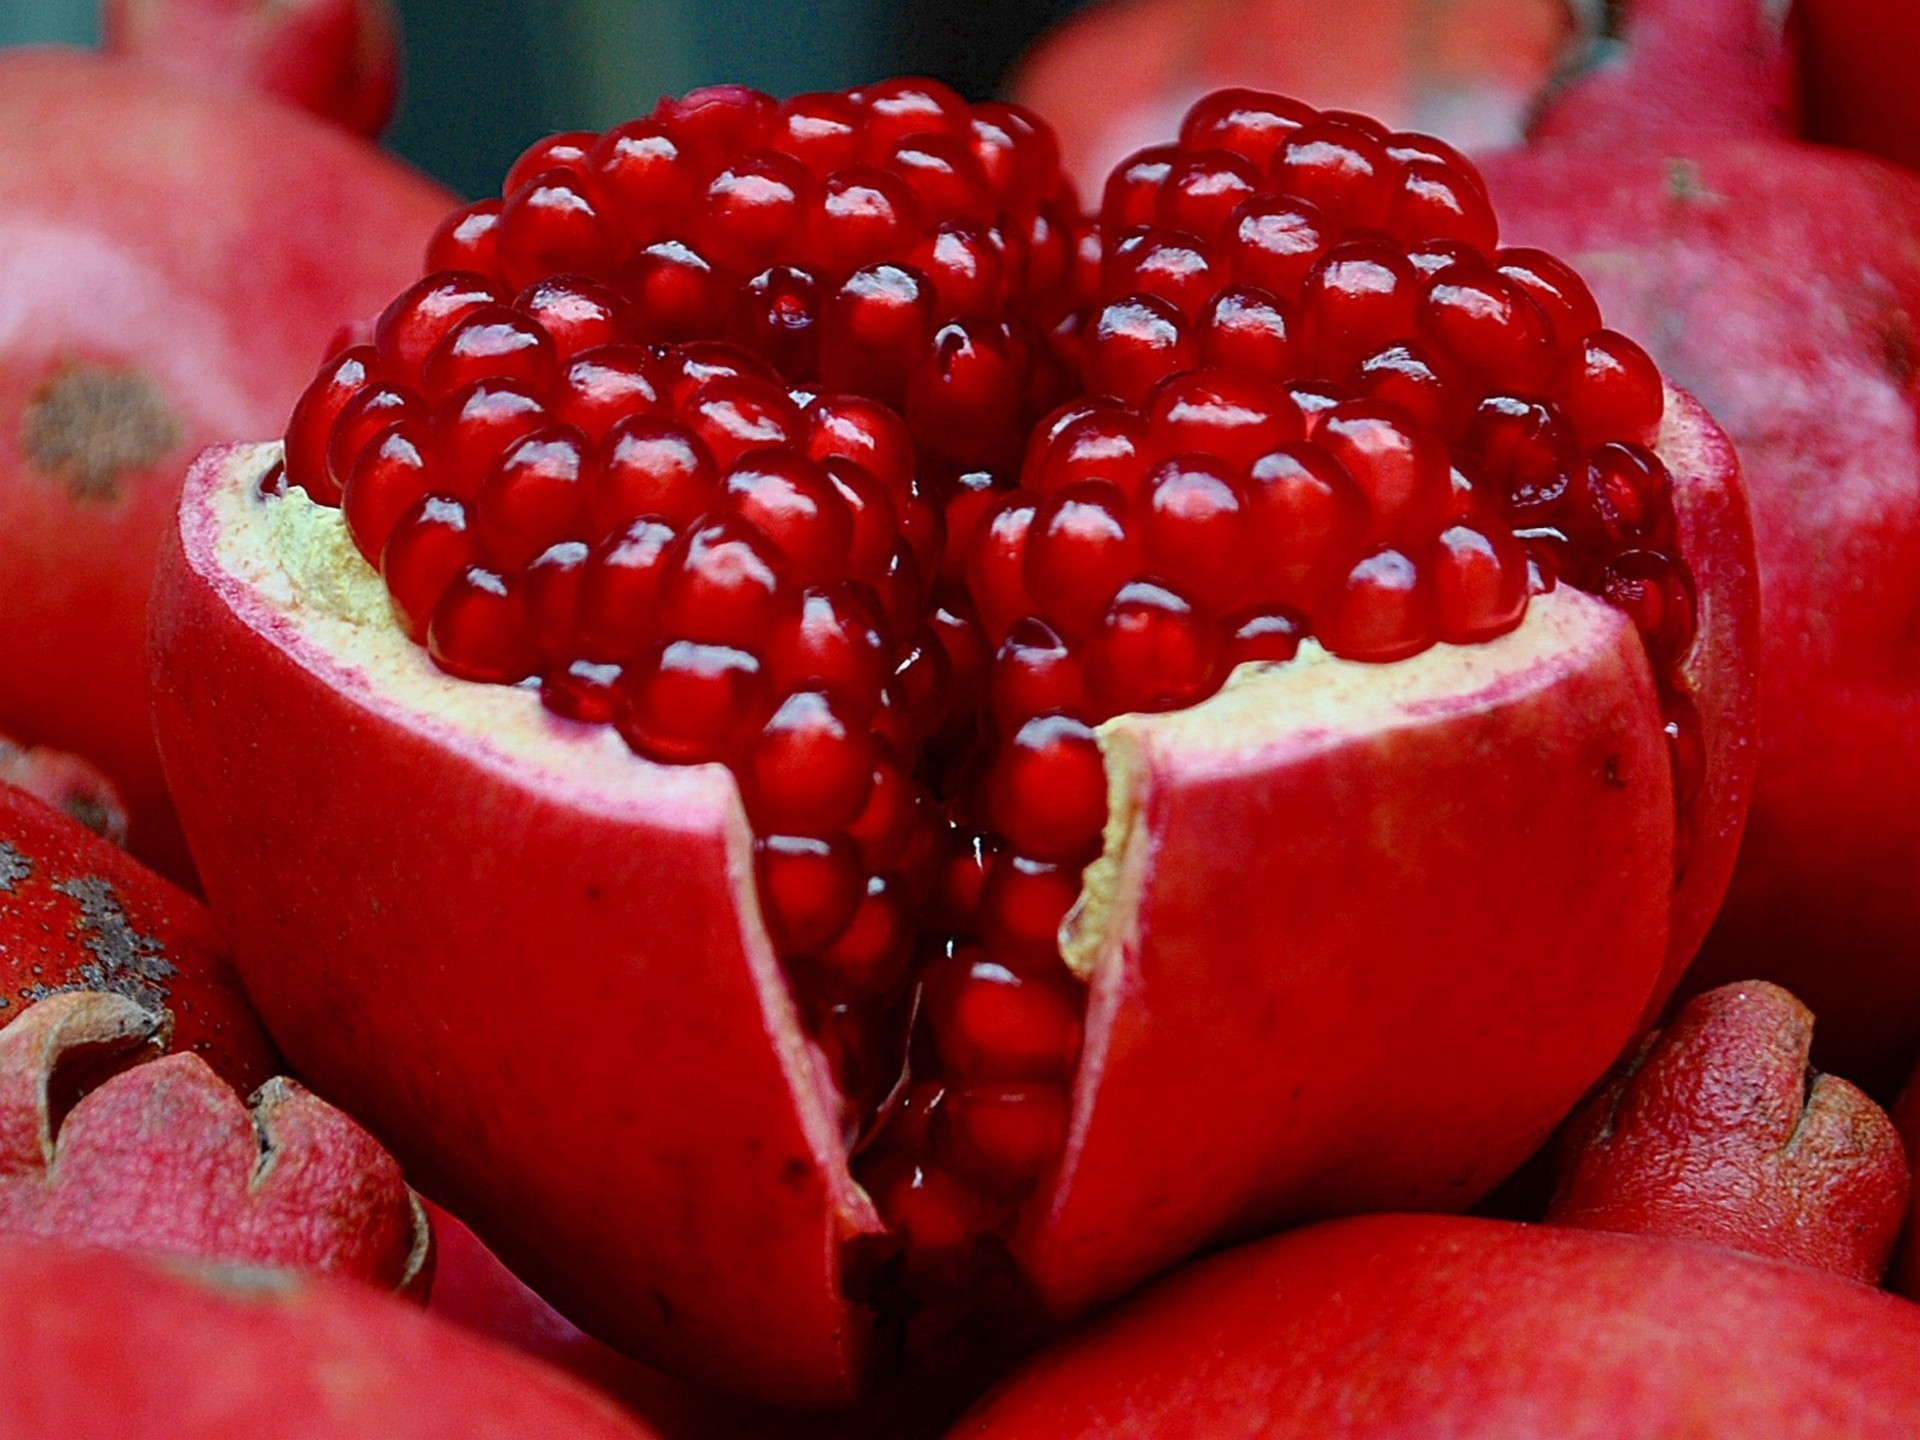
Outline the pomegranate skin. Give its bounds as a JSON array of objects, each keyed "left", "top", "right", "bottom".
[
  {"left": 952, "top": 1214, "right": 1920, "bottom": 1439},
  {"left": 0, "top": 782, "right": 278, "bottom": 1091},
  {"left": 149, "top": 396, "right": 1749, "bottom": 1401},
  {"left": 0, "top": 48, "right": 451, "bottom": 878},
  {"left": 0, "top": 730, "right": 130, "bottom": 846},
  {"left": 1475, "top": 3, "right": 1920, "bottom": 1086},
  {"left": 0, "top": 1239, "right": 660, "bottom": 1439},
  {"left": 1546, "top": 981, "right": 1909, "bottom": 1286},
  {"left": 0, "top": 991, "right": 429, "bottom": 1292},
  {"left": 101, "top": 0, "right": 400, "bottom": 136}
]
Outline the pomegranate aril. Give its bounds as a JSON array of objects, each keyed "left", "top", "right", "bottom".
[
  {"left": 777, "top": 92, "right": 862, "bottom": 176},
  {"left": 541, "top": 658, "right": 625, "bottom": 724},
  {"left": 516, "top": 276, "right": 631, "bottom": 358},
  {"left": 430, "top": 380, "right": 550, "bottom": 499},
  {"left": 907, "top": 319, "right": 1023, "bottom": 466},
  {"left": 988, "top": 618, "right": 1091, "bottom": 731},
  {"left": 595, "top": 418, "right": 717, "bottom": 532},
  {"left": 657, "top": 516, "right": 786, "bottom": 649},
  {"left": 286, "top": 345, "right": 375, "bottom": 503},
  {"left": 375, "top": 272, "right": 508, "bottom": 378},
  {"left": 661, "top": 83, "right": 776, "bottom": 160},
  {"left": 1575, "top": 442, "right": 1672, "bottom": 550},
  {"left": 1142, "top": 456, "right": 1253, "bottom": 612},
  {"left": 988, "top": 715, "right": 1107, "bottom": 866},
  {"left": 699, "top": 151, "right": 812, "bottom": 275},
  {"left": 730, "top": 265, "right": 821, "bottom": 379},
  {"left": 505, "top": 131, "right": 597, "bottom": 196},
  {"left": 1496, "top": 247, "right": 1602, "bottom": 351},
  {"left": 1104, "top": 228, "right": 1222, "bottom": 319},
  {"left": 1198, "top": 286, "right": 1294, "bottom": 377},
  {"left": 889, "top": 631, "right": 956, "bottom": 742},
  {"left": 498, "top": 169, "right": 619, "bottom": 292},
  {"left": 928, "top": 955, "right": 1083, "bottom": 1083},
  {"left": 824, "top": 458, "right": 902, "bottom": 589},
  {"left": 1179, "top": 88, "right": 1315, "bottom": 167},
  {"left": 623, "top": 241, "right": 731, "bottom": 343},
  {"left": 1222, "top": 195, "right": 1331, "bottom": 303},
  {"left": 1023, "top": 403, "right": 1149, "bottom": 504},
  {"left": 967, "top": 498, "right": 1039, "bottom": 643},
  {"left": 1352, "top": 342, "right": 1469, "bottom": 441},
  {"left": 757, "top": 834, "right": 865, "bottom": 955},
  {"left": 1386, "top": 157, "right": 1499, "bottom": 252},
  {"left": 523, "top": 540, "right": 590, "bottom": 660},
  {"left": 763, "top": 584, "right": 888, "bottom": 708},
  {"left": 1298, "top": 240, "right": 1420, "bottom": 379},
  {"left": 427, "top": 567, "right": 539, "bottom": 683},
  {"left": 937, "top": 1083, "right": 1070, "bottom": 1195},
  {"left": 1156, "top": 150, "right": 1262, "bottom": 242},
  {"left": 425, "top": 201, "right": 504, "bottom": 277},
  {"left": 326, "top": 384, "right": 420, "bottom": 502},
  {"left": 590, "top": 120, "right": 697, "bottom": 238},
  {"left": 1091, "top": 580, "right": 1223, "bottom": 715},
  {"left": 421, "top": 306, "right": 559, "bottom": 405},
  {"left": 1273, "top": 116, "right": 1401, "bottom": 230},
  {"left": 804, "top": 394, "right": 914, "bottom": 498},
  {"left": 576, "top": 518, "right": 678, "bottom": 660},
  {"left": 819, "top": 264, "right": 934, "bottom": 405},
  {"left": 1472, "top": 395, "right": 1577, "bottom": 521},
  {"left": 381, "top": 495, "right": 477, "bottom": 643},
  {"left": 1244, "top": 444, "right": 1368, "bottom": 609},
  {"left": 1314, "top": 547, "right": 1438, "bottom": 662},
  {"left": 1102, "top": 146, "right": 1179, "bottom": 232},
  {"left": 1416, "top": 262, "right": 1555, "bottom": 394},
  {"left": 813, "top": 874, "right": 913, "bottom": 998},
  {"left": 1317, "top": 400, "right": 1451, "bottom": 547},
  {"left": 342, "top": 421, "right": 432, "bottom": 564},
  {"left": 1085, "top": 295, "right": 1195, "bottom": 408},
  {"left": 1025, "top": 482, "right": 1141, "bottom": 639},
  {"left": 864, "top": 1153, "right": 996, "bottom": 1271},
  {"left": 858, "top": 76, "right": 969, "bottom": 150},
  {"left": 889, "top": 132, "right": 993, "bottom": 225},
  {"left": 1145, "top": 368, "right": 1301, "bottom": 468},
  {"left": 743, "top": 688, "right": 876, "bottom": 835},
  {"left": 475, "top": 426, "right": 592, "bottom": 570},
  {"left": 1430, "top": 524, "right": 1529, "bottom": 644},
  {"left": 976, "top": 853, "right": 1080, "bottom": 962},
  {"left": 554, "top": 346, "right": 664, "bottom": 444},
  {"left": 1558, "top": 330, "right": 1665, "bottom": 446},
  {"left": 617, "top": 640, "right": 769, "bottom": 765},
  {"left": 682, "top": 376, "right": 806, "bottom": 471},
  {"left": 1599, "top": 550, "right": 1697, "bottom": 666},
  {"left": 1226, "top": 607, "right": 1306, "bottom": 666},
  {"left": 725, "top": 450, "right": 853, "bottom": 586},
  {"left": 845, "top": 753, "right": 925, "bottom": 875}
]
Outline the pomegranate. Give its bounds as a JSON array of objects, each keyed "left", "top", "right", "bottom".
[
  {"left": 0, "top": 783, "right": 277, "bottom": 1090},
  {"left": 951, "top": 1213, "right": 1920, "bottom": 1438},
  {"left": 100, "top": 0, "right": 400, "bottom": 136},
  {"left": 1461, "top": 0, "right": 1920, "bottom": 1089},
  {"left": 148, "top": 86, "right": 1757, "bottom": 1404},
  {"left": 1011, "top": 0, "right": 1567, "bottom": 197},
  {"left": 0, "top": 1239, "right": 660, "bottom": 1438},
  {"left": 0, "top": 989, "right": 429, "bottom": 1291},
  {"left": 0, "top": 30, "right": 452, "bottom": 879},
  {"left": 1545, "top": 980, "right": 1908, "bottom": 1285},
  {"left": 1797, "top": 0, "right": 1920, "bottom": 174},
  {"left": 1, "top": 731, "right": 130, "bottom": 847}
]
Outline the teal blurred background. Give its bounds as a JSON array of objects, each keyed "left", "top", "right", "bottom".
[{"left": 0, "top": 0, "right": 1084, "bottom": 197}]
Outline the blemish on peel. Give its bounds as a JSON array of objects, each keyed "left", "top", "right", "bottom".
[
  {"left": 24, "top": 877, "right": 177, "bottom": 1010},
  {"left": 0, "top": 842, "right": 29, "bottom": 892}
]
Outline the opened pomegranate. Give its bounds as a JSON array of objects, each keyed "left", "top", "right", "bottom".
[
  {"left": 1545, "top": 980, "right": 1909, "bottom": 1285},
  {"left": 101, "top": 0, "right": 400, "bottom": 136},
  {"left": 0, "top": 1240, "right": 660, "bottom": 1439},
  {"left": 0, "top": 989, "right": 429, "bottom": 1291},
  {"left": 951, "top": 1213, "right": 1920, "bottom": 1439},
  {"left": 0, "top": 20, "right": 451, "bottom": 879},
  {"left": 1456, "top": 0, "right": 1920, "bottom": 1090},
  {"left": 149, "top": 83, "right": 1756, "bottom": 1404},
  {"left": 0, "top": 783, "right": 277, "bottom": 1090}
]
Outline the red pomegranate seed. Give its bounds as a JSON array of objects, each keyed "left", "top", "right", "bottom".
[
  {"left": 1226, "top": 607, "right": 1306, "bottom": 666},
  {"left": 1090, "top": 580, "right": 1223, "bottom": 715},
  {"left": 1145, "top": 368, "right": 1302, "bottom": 468},
  {"left": 1314, "top": 547, "right": 1438, "bottom": 662},
  {"left": 594, "top": 418, "right": 717, "bottom": 532},
  {"left": 967, "top": 498, "right": 1039, "bottom": 643},
  {"left": 1495, "top": 247, "right": 1602, "bottom": 351},
  {"left": 1385, "top": 157, "right": 1499, "bottom": 252},
  {"left": 889, "top": 132, "right": 992, "bottom": 223},
  {"left": 817, "top": 264, "right": 934, "bottom": 406},
  {"left": 540, "top": 658, "right": 625, "bottom": 724},
  {"left": 889, "top": 631, "right": 956, "bottom": 743},
  {"left": 1084, "top": 295, "right": 1195, "bottom": 408},
  {"left": 1352, "top": 342, "right": 1469, "bottom": 440},
  {"left": 813, "top": 874, "right": 914, "bottom": 997},
  {"left": 1157, "top": 150, "right": 1263, "bottom": 241},
  {"left": 763, "top": 584, "right": 888, "bottom": 710},
  {"left": 427, "top": 566, "right": 538, "bottom": 683},
  {"left": 1576, "top": 443, "right": 1672, "bottom": 549},
  {"left": 575, "top": 518, "right": 678, "bottom": 660},
  {"left": 1244, "top": 444, "right": 1369, "bottom": 609},
  {"left": 937, "top": 1083, "right": 1070, "bottom": 1194},
  {"left": 473, "top": 427, "right": 592, "bottom": 570},
  {"left": 523, "top": 540, "right": 590, "bottom": 660},
  {"left": 1471, "top": 396, "right": 1577, "bottom": 521},
  {"left": 1142, "top": 456, "right": 1253, "bottom": 612},
  {"left": 516, "top": 276, "right": 631, "bottom": 359},
  {"left": 846, "top": 752, "right": 925, "bottom": 874},
  {"left": 758, "top": 834, "right": 865, "bottom": 955},
  {"left": 776, "top": 92, "right": 862, "bottom": 177},
  {"left": 906, "top": 319, "right": 1023, "bottom": 465},
  {"left": 1102, "top": 228, "right": 1221, "bottom": 320},
  {"left": 425, "top": 201, "right": 503, "bottom": 277},
  {"left": 617, "top": 639, "right": 769, "bottom": 765},
  {"left": 1025, "top": 482, "right": 1142, "bottom": 639},
  {"left": 1222, "top": 195, "right": 1332, "bottom": 302},
  {"left": 804, "top": 394, "right": 914, "bottom": 497},
  {"left": 987, "top": 715, "right": 1107, "bottom": 866},
  {"left": 1599, "top": 551, "right": 1697, "bottom": 665},
  {"left": 498, "top": 169, "right": 619, "bottom": 292},
  {"left": 699, "top": 151, "right": 812, "bottom": 275},
  {"left": 429, "top": 380, "right": 550, "bottom": 500},
  {"left": 590, "top": 121, "right": 697, "bottom": 239},
  {"left": 342, "top": 421, "right": 432, "bottom": 564},
  {"left": 1022, "top": 403, "right": 1150, "bottom": 504},
  {"left": 988, "top": 618, "right": 1092, "bottom": 732},
  {"left": 552, "top": 346, "right": 663, "bottom": 444},
  {"left": 622, "top": 240, "right": 731, "bottom": 341},
  {"left": 1558, "top": 329, "right": 1666, "bottom": 446},
  {"left": 380, "top": 495, "right": 477, "bottom": 643},
  {"left": 728, "top": 266, "right": 821, "bottom": 379},
  {"left": 1273, "top": 116, "right": 1401, "bottom": 231},
  {"left": 325, "top": 384, "right": 420, "bottom": 502},
  {"left": 1316, "top": 400, "right": 1451, "bottom": 547},
  {"left": 656, "top": 515, "right": 786, "bottom": 649},
  {"left": 1298, "top": 239, "right": 1420, "bottom": 379},
  {"left": 1102, "top": 146, "right": 1179, "bottom": 232},
  {"left": 375, "top": 272, "right": 508, "bottom": 378},
  {"left": 1416, "top": 261, "right": 1555, "bottom": 394},
  {"left": 743, "top": 688, "right": 876, "bottom": 835},
  {"left": 725, "top": 451, "right": 853, "bottom": 586},
  {"left": 504, "top": 130, "right": 597, "bottom": 196},
  {"left": 928, "top": 955, "right": 1083, "bottom": 1083},
  {"left": 1429, "top": 524, "right": 1529, "bottom": 644},
  {"left": 660, "top": 83, "right": 777, "bottom": 161},
  {"left": 1198, "top": 287, "right": 1294, "bottom": 378},
  {"left": 1179, "top": 88, "right": 1315, "bottom": 166},
  {"left": 681, "top": 376, "right": 805, "bottom": 470},
  {"left": 421, "top": 306, "right": 559, "bottom": 405},
  {"left": 977, "top": 854, "right": 1081, "bottom": 961},
  {"left": 285, "top": 345, "right": 375, "bottom": 503},
  {"left": 822, "top": 458, "right": 901, "bottom": 589}
]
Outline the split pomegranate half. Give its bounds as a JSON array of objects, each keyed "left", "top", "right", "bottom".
[{"left": 149, "top": 84, "right": 1757, "bottom": 1405}]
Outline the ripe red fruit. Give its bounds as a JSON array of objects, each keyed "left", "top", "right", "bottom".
[
  {"left": 149, "top": 89, "right": 1757, "bottom": 1404},
  {"left": 0, "top": 783, "right": 278, "bottom": 1091},
  {"left": 101, "top": 0, "right": 401, "bottom": 136},
  {"left": 0, "top": 990, "right": 428, "bottom": 1291},
  {"left": 1798, "top": 0, "right": 1920, "bottom": 174},
  {"left": 0, "top": 730, "right": 130, "bottom": 847},
  {"left": 0, "top": 45, "right": 451, "bottom": 880},
  {"left": 0, "top": 1240, "right": 660, "bottom": 1439},
  {"left": 1546, "top": 981, "right": 1908, "bottom": 1286},
  {"left": 955, "top": 1214, "right": 1920, "bottom": 1438},
  {"left": 1469, "top": 0, "right": 1920, "bottom": 1088}
]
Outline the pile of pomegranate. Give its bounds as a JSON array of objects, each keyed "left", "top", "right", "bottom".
[{"left": 5, "top": 0, "right": 1920, "bottom": 1436}]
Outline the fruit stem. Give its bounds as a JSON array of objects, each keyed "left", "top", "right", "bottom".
[{"left": 1531, "top": 0, "right": 1799, "bottom": 146}]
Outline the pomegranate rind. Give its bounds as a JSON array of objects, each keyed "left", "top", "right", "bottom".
[
  {"left": 0, "top": 1238, "right": 659, "bottom": 1438},
  {"left": 151, "top": 445, "right": 879, "bottom": 1406},
  {"left": 955, "top": 1214, "right": 1920, "bottom": 1438},
  {"left": 1026, "top": 580, "right": 1671, "bottom": 1318},
  {"left": 0, "top": 782, "right": 279, "bottom": 1091},
  {"left": 0, "top": 49, "right": 451, "bottom": 877}
]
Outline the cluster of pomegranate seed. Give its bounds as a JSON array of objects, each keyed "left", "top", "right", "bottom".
[
  {"left": 423, "top": 79, "right": 1089, "bottom": 473},
  {"left": 279, "top": 82, "right": 1702, "bottom": 1316}
]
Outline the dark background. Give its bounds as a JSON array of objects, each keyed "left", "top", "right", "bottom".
[{"left": 2, "top": 0, "right": 1088, "bottom": 197}]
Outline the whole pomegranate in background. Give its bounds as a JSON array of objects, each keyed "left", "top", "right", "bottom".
[
  {"left": 1797, "top": 0, "right": 1920, "bottom": 173},
  {"left": 950, "top": 1214, "right": 1920, "bottom": 1439},
  {"left": 1466, "top": 0, "right": 1920, "bottom": 1091},
  {"left": 0, "top": 1241, "right": 662, "bottom": 1439},
  {"left": 1545, "top": 980, "right": 1909, "bottom": 1285},
  {"left": 149, "top": 80, "right": 1756, "bottom": 1405},
  {"left": 0, "top": 730, "right": 130, "bottom": 846},
  {"left": 0, "top": 990, "right": 430, "bottom": 1292},
  {"left": 0, "top": 15, "right": 452, "bottom": 880},
  {"left": 1011, "top": 0, "right": 1568, "bottom": 199},
  {"left": 101, "top": 0, "right": 400, "bottom": 137},
  {"left": 0, "top": 783, "right": 278, "bottom": 1090}
]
